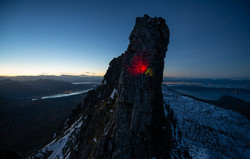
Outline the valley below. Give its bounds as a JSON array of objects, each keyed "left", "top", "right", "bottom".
[{"left": 0, "top": 78, "right": 99, "bottom": 157}]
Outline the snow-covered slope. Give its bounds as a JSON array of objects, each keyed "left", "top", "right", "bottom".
[
  {"left": 162, "top": 85, "right": 250, "bottom": 159},
  {"left": 31, "top": 117, "right": 83, "bottom": 159}
]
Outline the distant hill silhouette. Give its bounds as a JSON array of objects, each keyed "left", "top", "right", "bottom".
[
  {"left": 170, "top": 85, "right": 250, "bottom": 94},
  {"left": 0, "top": 75, "right": 103, "bottom": 82},
  {"left": 210, "top": 95, "right": 250, "bottom": 120},
  {"left": 163, "top": 77, "right": 250, "bottom": 85},
  {"left": 23, "top": 79, "right": 80, "bottom": 91},
  {"left": 169, "top": 88, "right": 250, "bottom": 120},
  {"left": 0, "top": 79, "right": 47, "bottom": 100},
  {"left": 0, "top": 79, "right": 96, "bottom": 100}
]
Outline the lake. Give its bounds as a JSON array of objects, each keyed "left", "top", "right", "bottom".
[{"left": 32, "top": 88, "right": 92, "bottom": 100}]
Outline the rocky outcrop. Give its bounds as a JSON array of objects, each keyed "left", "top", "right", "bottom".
[
  {"left": 31, "top": 15, "right": 177, "bottom": 159},
  {"left": 112, "top": 15, "right": 169, "bottom": 159},
  {"left": 75, "top": 15, "right": 170, "bottom": 159}
]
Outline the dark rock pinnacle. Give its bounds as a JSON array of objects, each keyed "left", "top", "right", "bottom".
[
  {"left": 114, "top": 14, "right": 170, "bottom": 159},
  {"left": 71, "top": 15, "right": 171, "bottom": 159}
]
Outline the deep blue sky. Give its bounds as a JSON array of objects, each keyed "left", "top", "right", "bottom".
[{"left": 0, "top": 0, "right": 250, "bottom": 78}]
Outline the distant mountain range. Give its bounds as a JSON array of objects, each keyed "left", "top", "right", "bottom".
[
  {"left": 0, "top": 79, "right": 97, "bottom": 100},
  {"left": 210, "top": 95, "right": 250, "bottom": 120},
  {"left": 169, "top": 85, "right": 250, "bottom": 94},
  {"left": 167, "top": 87, "right": 250, "bottom": 120},
  {"left": 163, "top": 77, "right": 250, "bottom": 87},
  {"left": 0, "top": 75, "right": 103, "bottom": 83}
]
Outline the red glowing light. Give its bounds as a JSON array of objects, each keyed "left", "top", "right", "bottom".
[{"left": 126, "top": 53, "right": 149, "bottom": 76}]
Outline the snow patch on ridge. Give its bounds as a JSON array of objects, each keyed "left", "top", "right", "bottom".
[
  {"left": 32, "top": 117, "right": 83, "bottom": 159},
  {"left": 110, "top": 88, "right": 117, "bottom": 99}
]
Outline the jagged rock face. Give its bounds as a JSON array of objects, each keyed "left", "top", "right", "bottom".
[
  {"left": 76, "top": 15, "right": 170, "bottom": 159},
  {"left": 114, "top": 15, "right": 169, "bottom": 158}
]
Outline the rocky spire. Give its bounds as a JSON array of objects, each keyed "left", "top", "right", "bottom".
[
  {"left": 72, "top": 14, "right": 170, "bottom": 159},
  {"left": 113, "top": 14, "right": 170, "bottom": 158}
]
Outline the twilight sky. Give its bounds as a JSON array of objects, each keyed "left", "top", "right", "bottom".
[{"left": 0, "top": 0, "right": 250, "bottom": 78}]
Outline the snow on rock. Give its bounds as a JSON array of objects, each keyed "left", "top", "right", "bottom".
[
  {"left": 93, "top": 137, "right": 97, "bottom": 143},
  {"left": 103, "top": 80, "right": 107, "bottom": 85},
  {"left": 31, "top": 117, "right": 83, "bottom": 159},
  {"left": 73, "top": 144, "right": 78, "bottom": 151},
  {"left": 162, "top": 85, "right": 250, "bottom": 159},
  {"left": 110, "top": 88, "right": 116, "bottom": 99},
  {"left": 64, "top": 152, "right": 71, "bottom": 159}
]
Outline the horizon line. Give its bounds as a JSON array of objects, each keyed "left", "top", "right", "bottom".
[
  {"left": 0, "top": 74, "right": 104, "bottom": 77},
  {"left": 0, "top": 74, "right": 250, "bottom": 80}
]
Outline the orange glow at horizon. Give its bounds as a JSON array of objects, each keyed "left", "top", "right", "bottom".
[
  {"left": 0, "top": 67, "right": 105, "bottom": 77},
  {"left": 0, "top": 71, "right": 105, "bottom": 77}
]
